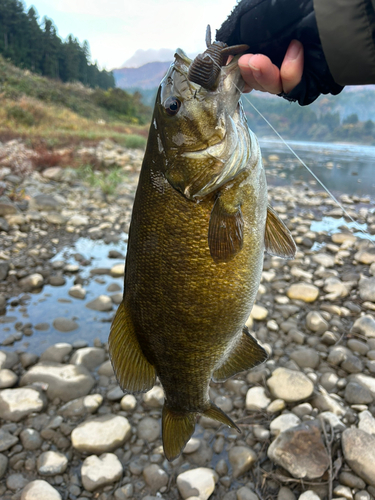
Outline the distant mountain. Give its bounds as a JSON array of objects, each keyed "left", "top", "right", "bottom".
[
  {"left": 122, "top": 49, "right": 175, "bottom": 68},
  {"left": 113, "top": 61, "right": 171, "bottom": 90}
]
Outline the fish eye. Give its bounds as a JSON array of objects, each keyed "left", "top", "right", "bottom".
[{"left": 164, "top": 96, "right": 181, "bottom": 116}]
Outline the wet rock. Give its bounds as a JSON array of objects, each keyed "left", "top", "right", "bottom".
[
  {"left": 37, "top": 451, "right": 68, "bottom": 476},
  {"left": 268, "top": 423, "right": 330, "bottom": 479},
  {"left": 246, "top": 386, "right": 271, "bottom": 410},
  {"left": 0, "top": 350, "right": 18, "bottom": 369},
  {"left": 0, "top": 429, "right": 18, "bottom": 451},
  {"left": 68, "top": 284, "right": 86, "bottom": 299},
  {"left": 19, "top": 273, "right": 44, "bottom": 291},
  {"left": 137, "top": 416, "right": 161, "bottom": 442},
  {"left": 359, "top": 277, "right": 375, "bottom": 302},
  {"left": 142, "top": 386, "right": 164, "bottom": 408},
  {"left": 40, "top": 343, "right": 72, "bottom": 363},
  {"left": 267, "top": 367, "right": 314, "bottom": 403},
  {"left": 341, "top": 428, "right": 375, "bottom": 486},
  {"left": 86, "top": 295, "right": 113, "bottom": 311},
  {"left": 0, "top": 262, "right": 9, "bottom": 280},
  {"left": 52, "top": 317, "right": 79, "bottom": 332},
  {"left": 0, "top": 387, "right": 47, "bottom": 421},
  {"left": 228, "top": 446, "right": 257, "bottom": 478},
  {"left": 0, "top": 368, "right": 18, "bottom": 388},
  {"left": 70, "top": 347, "right": 106, "bottom": 370},
  {"left": 71, "top": 414, "right": 131, "bottom": 453},
  {"left": 20, "top": 428, "right": 42, "bottom": 450},
  {"left": 81, "top": 453, "right": 123, "bottom": 492},
  {"left": 351, "top": 315, "right": 375, "bottom": 338},
  {"left": 20, "top": 362, "right": 95, "bottom": 401},
  {"left": 49, "top": 275, "right": 66, "bottom": 286},
  {"left": 176, "top": 467, "right": 217, "bottom": 500},
  {"left": 287, "top": 283, "right": 319, "bottom": 302},
  {"left": 143, "top": 464, "right": 169, "bottom": 492}
]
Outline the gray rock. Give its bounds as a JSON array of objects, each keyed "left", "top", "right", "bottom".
[
  {"left": 341, "top": 354, "right": 363, "bottom": 373},
  {"left": 278, "top": 487, "right": 296, "bottom": 500},
  {"left": 0, "top": 369, "right": 18, "bottom": 388},
  {"left": 21, "top": 479, "right": 62, "bottom": 500},
  {"left": 143, "top": 464, "right": 169, "bottom": 493},
  {"left": 305, "top": 312, "right": 328, "bottom": 333},
  {"left": 107, "top": 385, "right": 125, "bottom": 401},
  {"left": 339, "top": 471, "right": 366, "bottom": 489},
  {"left": 237, "top": 487, "right": 259, "bottom": 500},
  {"left": 0, "top": 262, "right": 9, "bottom": 280},
  {"left": 351, "top": 315, "right": 375, "bottom": 338},
  {"left": 0, "top": 429, "right": 18, "bottom": 451},
  {"left": 20, "top": 362, "right": 95, "bottom": 401},
  {"left": 40, "top": 343, "right": 72, "bottom": 363},
  {"left": 358, "top": 410, "right": 375, "bottom": 435},
  {"left": 49, "top": 275, "right": 66, "bottom": 286},
  {"left": 0, "top": 387, "right": 46, "bottom": 421},
  {"left": 267, "top": 368, "right": 314, "bottom": 403},
  {"left": 32, "top": 194, "right": 62, "bottom": 211},
  {"left": 81, "top": 453, "right": 123, "bottom": 492},
  {"left": 341, "top": 428, "right": 375, "bottom": 486},
  {"left": 6, "top": 473, "right": 29, "bottom": 491},
  {"left": 0, "top": 197, "right": 17, "bottom": 216},
  {"left": 246, "top": 386, "right": 271, "bottom": 410},
  {"left": 59, "top": 394, "right": 103, "bottom": 418},
  {"left": 71, "top": 414, "right": 131, "bottom": 453},
  {"left": 359, "top": 277, "right": 375, "bottom": 302},
  {"left": 270, "top": 414, "right": 301, "bottom": 435},
  {"left": 37, "top": 451, "right": 68, "bottom": 476},
  {"left": 176, "top": 467, "right": 217, "bottom": 500},
  {"left": 320, "top": 372, "right": 338, "bottom": 392},
  {"left": 312, "top": 253, "right": 335, "bottom": 267},
  {"left": 70, "top": 347, "right": 106, "bottom": 370},
  {"left": 0, "top": 350, "right": 18, "bottom": 369},
  {"left": 52, "top": 317, "right": 79, "bottom": 332},
  {"left": 137, "top": 416, "right": 161, "bottom": 442},
  {"left": 228, "top": 446, "right": 257, "bottom": 478},
  {"left": 0, "top": 453, "right": 8, "bottom": 479},
  {"left": 290, "top": 348, "right": 320, "bottom": 369},
  {"left": 348, "top": 373, "right": 375, "bottom": 397},
  {"left": 345, "top": 382, "right": 373, "bottom": 405},
  {"left": 20, "top": 428, "right": 42, "bottom": 450},
  {"left": 68, "top": 214, "right": 89, "bottom": 226},
  {"left": 311, "top": 389, "right": 345, "bottom": 416},
  {"left": 298, "top": 491, "right": 320, "bottom": 500},
  {"left": 86, "top": 295, "right": 113, "bottom": 311},
  {"left": 319, "top": 411, "right": 346, "bottom": 431},
  {"left": 42, "top": 166, "right": 63, "bottom": 181},
  {"left": 268, "top": 423, "right": 330, "bottom": 479},
  {"left": 98, "top": 359, "right": 115, "bottom": 377}
]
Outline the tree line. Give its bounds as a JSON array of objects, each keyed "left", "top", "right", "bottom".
[{"left": 0, "top": 0, "right": 115, "bottom": 89}]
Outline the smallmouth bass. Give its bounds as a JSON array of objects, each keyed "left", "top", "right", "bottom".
[{"left": 109, "top": 33, "right": 296, "bottom": 461}]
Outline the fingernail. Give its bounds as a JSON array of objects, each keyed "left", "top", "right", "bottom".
[
  {"left": 286, "top": 41, "right": 302, "bottom": 61},
  {"left": 248, "top": 57, "right": 261, "bottom": 73}
]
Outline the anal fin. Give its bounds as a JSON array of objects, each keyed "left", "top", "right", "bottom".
[
  {"left": 265, "top": 205, "right": 297, "bottom": 259},
  {"left": 212, "top": 327, "right": 268, "bottom": 382},
  {"left": 109, "top": 301, "right": 156, "bottom": 393},
  {"left": 162, "top": 405, "right": 196, "bottom": 461}
]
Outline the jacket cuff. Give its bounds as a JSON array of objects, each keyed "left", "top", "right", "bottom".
[{"left": 314, "top": 0, "right": 375, "bottom": 85}]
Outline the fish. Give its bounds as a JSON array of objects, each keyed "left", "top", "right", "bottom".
[{"left": 109, "top": 28, "right": 296, "bottom": 461}]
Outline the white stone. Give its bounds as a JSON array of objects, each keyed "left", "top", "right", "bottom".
[
  {"left": 0, "top": 369, "right": 18, "bottom": 388},
  {"left": 110, "top": 264, "right": 125, "bottom": 277},
  {"left": 40, "top": 343, "right": 72, "bottom": 363},
  {"left": 267, "top": 368, "right": 314, "bottom": 403},
  {"left": 21, "top": 480, "right": 62, "bottom": 500},
  {"left": 143, "top": 386, "right": 164, "bottom": 408},
  {"left": 37, "top": 451, "right": 68, "bottom": 476},
  {"left": 250, "top": 304, "right": 268, "bottom": 321},
  {"left": 177, "top": 467, "right": 217, "bottom": 500},
  {"left": 70, "top": 347, "right": 106, "bottom": 370},
  {"left": 120, "top": 394, "right": 137, "bottom": 411},
  {"left": 137, "top": 416, "right": 160, "bottom": 442},
  {"left": 287, "top": 283, "right": 319, "bottom": 302},
  {"left": 71, "top": 414, "right": 131, "bottom": 453},
  {"left": 68, "top": 214, "right": 89, "bottom": 226},
  {"left": 270, "top": 413, "right": 301, "bottom": 435},
  {"left": 81, "top": 453, "right": 123, "bottom": 492},
  {"left": 86, "top": 295, "right": 113, "bottom": 311},
  {"left": 246, "top": 386, "right": 271, "bottom": 411},
  {"left": 68, "top": 284, "right": 86, "bottom": 299},
  {"left": 0, "top": 387, "right": 46, "bottom": 422}
]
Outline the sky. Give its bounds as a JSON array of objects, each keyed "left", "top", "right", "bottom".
[{"left": 23, "top": 0, "right": 238, "bottom": 70}]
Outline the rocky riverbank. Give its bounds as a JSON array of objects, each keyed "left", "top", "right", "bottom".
[{"left": 0, "top": 140, "right": 375, "bottom": 500}]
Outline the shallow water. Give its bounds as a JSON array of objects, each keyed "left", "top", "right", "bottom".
[{"left": 260, "top": 138, "right": 375, "bottom": 198}]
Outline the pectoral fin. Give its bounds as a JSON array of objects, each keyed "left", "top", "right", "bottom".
[
  {"left": 109, "top": 301, "right": 156, "bottom": 393},
  {"left": 212, "top": 326, "right": 268, "bottom": 382},
  {"left": 265, "top": 205, "right": 297, "bottom": 259},
  {"left": 208, "top": 196, "right": 244, "bottom": 263}
]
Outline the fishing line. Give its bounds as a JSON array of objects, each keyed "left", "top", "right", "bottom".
[{"left": 207, "top": 54, "right": 374, "bottom": 245}]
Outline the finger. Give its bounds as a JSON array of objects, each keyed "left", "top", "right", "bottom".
[
  {"left": 238, "top": 53, "right": 257, "bottom": 92},
  {"left": 240, "top": 54, "right": 282, "bottom": 94},
  {"left": 280, "top": 40, "right": 304, "bottom": 93}
]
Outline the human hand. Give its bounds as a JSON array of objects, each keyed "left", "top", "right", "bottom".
[{"left": 238, "top": 40, "right": 303, "bottom": 94}]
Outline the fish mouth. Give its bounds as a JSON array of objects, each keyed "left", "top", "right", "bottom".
[{"left": 181, "top": 134, "right": 227, "bottom": 160}]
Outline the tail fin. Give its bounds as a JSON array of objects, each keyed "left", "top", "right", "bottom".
[{"left": 162, "top": 402, "right": 240, "bottom": 461}]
